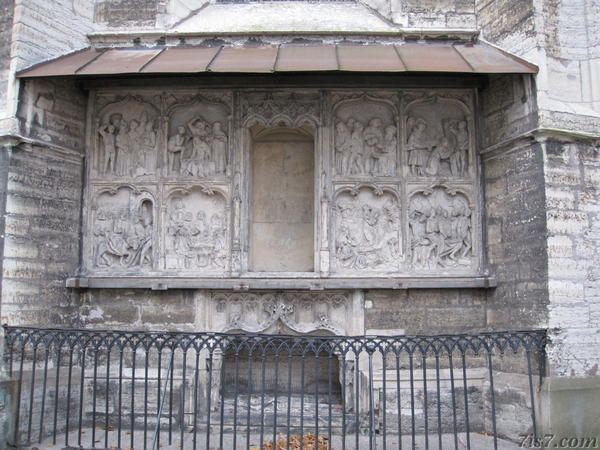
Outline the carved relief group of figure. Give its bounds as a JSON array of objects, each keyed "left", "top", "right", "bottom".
[
  {"left": 406, "top": 117, "right": 469, "bottom": 178},
  {"left": 408, "top": 191, "right": 472, "bottom": 269},
  {"left": 335, "top": 196, "right": 401, "bottom": 270},
  {"left": 90, "top": 92, "right": 478, "bottom": 274},
  {"left": 166, "top": 198, "right": 228, "bottom": 270},
  {"left": 167, "top": 117, "right": 228, "bottom": 177},
  {"left": 97, "top": 113, "right": 228, "bottom": 178},
  {"left": 97, "top": 112, "right": 157, "bottom": 177},
  {"left": 335, "top": 117, "right": 397, "bottom": 176},
  {"left": 94, "top": 203, "right": 153, "bottom": 268}
]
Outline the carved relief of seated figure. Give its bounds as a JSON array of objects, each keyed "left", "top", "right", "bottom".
[
  {"left": 167, "top": 198, "right": 227, "bottom": 270},
  {"left": 409, "top": 192, "right": 472, "bottom": 269},
  {"left": 94, "top": 206, "right": 153, "bottom": 268},
  {"left": 336, "top": 197, "right": 400, "bottom": 270}
]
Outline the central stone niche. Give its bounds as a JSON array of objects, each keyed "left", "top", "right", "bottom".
[{"left": 250, "top": 126, "right": 315, "bottom": 272}]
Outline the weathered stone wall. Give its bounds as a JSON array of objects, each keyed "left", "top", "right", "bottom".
[
  {"left": 0, "top": 143, "right": 83, "bottom": 325},
  {"left": 482, "top": 142, "right": 549, "bottom": 329},
  {"left": 0, "top": 0, "right": 93, "bottom": 135},
  {"left": 479, "top": 73, "right": 549, "bottom": 331},
  {"left": 363, "top": 0, "right": 476, "bottom": 29},
  {"left": 475, "top": 0, "right": 537, "bottom": 57},
  {"left": 10, "top": 0, "right": 93, "bottom": 72},
  {"left": 0, "top": 0, "right": 14, "bottom": 122},
  {"left": 78, "top": 289, "right": 197, "bottom": 330},
  {"left": 92, "top": 0, "right": 478, "bottom": 30},
  {"left": 544, "top": 139, "right": 600, "bottom": 376},
  {"left": 94, "top": 0, "right": 159, "bottom": 27},
  {"left": 365, "top": 289, "right": 487, "bottom": 334},
  {"left": 0, "top": 78, "right": 87, "bottom": 325}
]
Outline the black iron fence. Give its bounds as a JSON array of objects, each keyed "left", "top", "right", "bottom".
[{"left": 2, "top": 326, "right": 546, "bottom": 449}]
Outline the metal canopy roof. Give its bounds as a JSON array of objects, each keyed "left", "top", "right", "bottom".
[{"left": 17, "top": 43, "right": 538, "bottom": 78}]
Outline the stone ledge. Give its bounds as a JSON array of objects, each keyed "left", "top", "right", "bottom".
[{"left": 66, "top": 275, "right": 497, "bottom": 290}]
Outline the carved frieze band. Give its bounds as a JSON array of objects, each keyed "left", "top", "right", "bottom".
[
  {"left": 85, "top": 89, "right": 480, "bottom": 276},
  {"left": 211, "top": 292, "right": 351, "bottom": 335}
]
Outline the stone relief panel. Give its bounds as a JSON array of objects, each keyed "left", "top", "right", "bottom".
[
  {"left": 405, "top": 95, "right": 472, "bottom": 179},
  {"left": 408, "top": 186, "right": 474, "bottom": 270},
  {"left": 240, "top": 91, "right": 320, "bottom": 127},
  {"left": 93, "top": 96, "right": 160, "bottom": 179},
  {"left": 166, "top": 97, "right": 230, "bottom": 178},
  {"left": 333, "top": 95, "right": 398, "bottom": 177},
  {"left": 164, "top": 186, "right": 230, "bottom": 272},
  {"left": 210, "top": 292, "right": 352, "bottom": 335},
  {"left": 82, "top": 88, "right": 483, "bottom": 278},
  {"left": 333, "top": 185, "right": 402, "bottom": 272},
  {"left": 90, "top": 186, "right": 155, "bottom": 270}
]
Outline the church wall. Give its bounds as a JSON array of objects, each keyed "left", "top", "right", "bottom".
[
  {"left": 544, "top": 139, "right": 600, "bottom": 377},
  {"left": 0, "top": 0, "right": 14, "bottom": 122},
  {"left": 0, "top": 77, "right": 87, "bottom": 325},
  {"left": 479, "top": 74, "right": 550, "bottom": 331}
]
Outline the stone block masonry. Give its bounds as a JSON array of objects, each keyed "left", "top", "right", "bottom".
[
  {"left": 0, "top": 144, "right": 83, "bottom": 325},
  {"left": 0, "top": 77, "right": 87, "bottom": 325},
  {"left": 544, "top": 139, "right": 600, "bottom": 377},
  {"left": 0, "top": 0, "right": 14, "bottom": 121}
]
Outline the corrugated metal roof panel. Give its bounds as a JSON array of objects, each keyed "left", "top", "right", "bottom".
[
  {"left": 276, "top": 45, "right": 338, "bottom": 71},
  {"left": 396, "top": 44, "right": 473, "bottom": 72},
  {"left": 17, "top": 48, "right": 102, "bottom": 77},
  {"left": 77, "top": 49, "right": 162, "bottom": 75},
  {"left": 337, "top": 45, "right": 405, "bottom": 72},
  {"left": 454, "top": 43, "right": 538, "bottom": 74},
  {"left": 209, "top": 46, "right": 278, "bottom": 72},
  {"left": 141, "top": 47, "right": 220, "bottom": 73},
  {"left": 16, "top": 43, "right": 538, "bottom": 77}
]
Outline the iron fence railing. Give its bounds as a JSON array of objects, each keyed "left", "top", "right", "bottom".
[{"left": 2, "top": 326, "right": 546, "bottom": 449}]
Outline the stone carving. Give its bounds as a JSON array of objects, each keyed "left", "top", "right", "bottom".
[
  {"left": 335, "top": 117, "right": 397, "bottom": 176},
  {"left": 92, "top": 187, "right": 154, "bottom": 269},
  {"left": 334, "top": 186, "right": 401, "bottom": 271},
  {"left": 167, "top": 99, "right": 229, "bottom": 177},
  {"left": 165, "top": 189, "right": 228, "bottom": 271},
  {"left": 334, "top": 97, "right": 397, "bottom": 176},
  {"left": 84, "top": 88, "right": 481, "bottom": 277},
  {"left": 95, "top": 98, "right": 159, "bottom": 178},
  {"left": 241, "top": 92, "right": 320, "bottom": 127},
  {"left": 409, "top": 187, "right": 472, "bottom": 269},
  {"left": 213, "top": 292, "right": 348, "bottom": 334},
  {"left": 407, "top": 117, "right": 469, "bottom": 178},
  {"left": 404, "top": 94, "right": 471, "bottom": 179}
]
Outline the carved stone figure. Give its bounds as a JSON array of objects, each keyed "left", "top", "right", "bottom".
[
  {"left": 167, "top": 126, "right": 188, "bottom": 174},
  {"left": 335, "top": 189, "right": 400, "bottom": 271},
  {"left": 188, "top": 117, "right": 212, "bottom": 176},
  {"left": 447, "top": 119, "right": 469, "bottom": 176},
  {"left": 135, "top": 112, "right": 156, "bottom": 176},
  {"left": 407, "top": 117, "right": 430, "bottom": 176},
  {"left": 335, "top": 118, "right": 354, "bottom": 174},
  {"left": 211, "top": 122, "right": 228, "bottom": 175},
  {"left": 93, "top": 198, "right": 154, "bottom": 269},
  {"left": 363, "top": 118, "right": 385, "bottom": 174},
  {"left": 409, "top": 188, "right": 472, "bottom": 269},
  {"left": 98, "top": 117, "right": 117, "bottom": 174},
  {"left": 382, "top": 125, "right": 397, "bottom": 176},
  {"left": 425, "top": 136, "right": 452, "bottom": 176},
  {"left": 166, "top": 195, "right": 228, "bottom": 271},
  {"left": 348, "top": 120, "right": 365, "bottom": 175}
]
